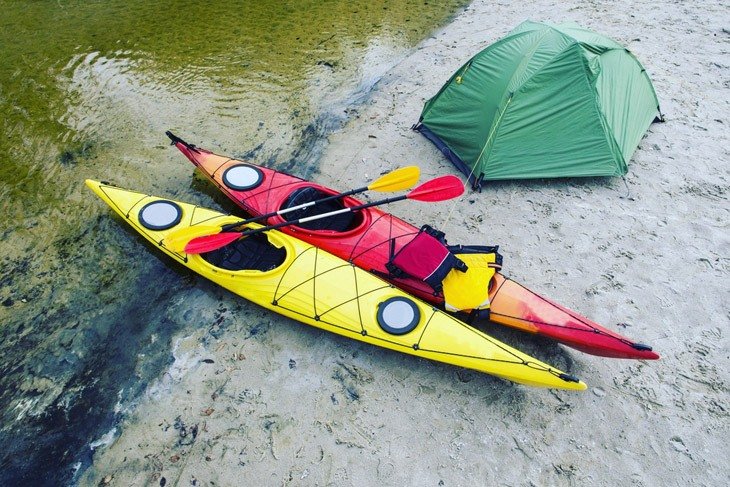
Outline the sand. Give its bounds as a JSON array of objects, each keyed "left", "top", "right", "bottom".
[{"left": 79, "top": 1, "right": 729, "bottom": 485}]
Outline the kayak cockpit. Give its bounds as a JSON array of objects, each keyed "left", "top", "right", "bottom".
[
  {"left": 279, "top": 186, "right": 365, "bottom": 232},
  {"left": 200, "top": 233, "right": 286, "bottom": 272}
]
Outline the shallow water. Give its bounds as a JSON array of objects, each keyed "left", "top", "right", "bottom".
[{"left": 0, "top": 0, "right": 468, "bottom": 484}]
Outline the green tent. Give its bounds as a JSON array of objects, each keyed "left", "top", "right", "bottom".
[{"left": 414, "top": 21, "right": 662, "bottom": 189}]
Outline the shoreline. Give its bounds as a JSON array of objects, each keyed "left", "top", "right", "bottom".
[{"left": 80, "top": 1, "right": 728, "bottom": 486}]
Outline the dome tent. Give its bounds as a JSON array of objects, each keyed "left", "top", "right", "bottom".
[{"left": 414, "top": 21, "right": 662, "bottom": 189}]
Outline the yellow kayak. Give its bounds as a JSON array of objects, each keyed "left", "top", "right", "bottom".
[{"left": 86, "top": 180, "right": 586, "bottom": 390}]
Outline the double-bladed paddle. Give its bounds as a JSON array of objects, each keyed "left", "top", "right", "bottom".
[
  {"left": 163, "top": 165, "right": 420, "bottom": 252},
  {"left": 184, "top": 174, "right": 465, "bottom": 255}
]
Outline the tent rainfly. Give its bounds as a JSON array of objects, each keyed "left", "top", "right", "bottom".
[{"left": 414, "top": 21, "right": 663, "bottom": 189}]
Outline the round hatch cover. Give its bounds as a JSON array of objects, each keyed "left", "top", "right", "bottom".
[
  {"left": 377, "top": 297, "right": 420, "bottom": 335},
  {"left": 223, "top": 164, "right": 264, "bottom": 191},
  {"left": 139, "top": 200, "right": 183, "bottom": 230}
]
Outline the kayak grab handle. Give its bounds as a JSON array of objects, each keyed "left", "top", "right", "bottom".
[
  {"left": 559, "top": 373, "right": 582, "bottom": 383},
  {"left": 166, "top": 131, "right": 198, "bottom": 152}
]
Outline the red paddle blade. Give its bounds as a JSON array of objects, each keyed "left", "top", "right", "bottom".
[
  {"left": 185, "top": 231, "right": 242, "bottom": 254},
  {"left": 407, "top": 175, "right": 465, "bottom": 202}
]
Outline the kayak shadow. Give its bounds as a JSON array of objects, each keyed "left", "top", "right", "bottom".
[
  {"left": 189, "top": 170, "right": 251, "bottom": 216},
  {"left": 472, "top": 318, "right": 580, "bottom": 376}
]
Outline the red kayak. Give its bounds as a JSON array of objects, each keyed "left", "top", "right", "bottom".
[{"left": 167, "top": 132, "right": 658, "bottom": 360}]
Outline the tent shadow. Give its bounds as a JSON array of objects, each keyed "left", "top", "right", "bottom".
[
  {"left": 470, "top": 174, "right": 625, "bottom": 195},
  {"left": 189, "top": 169, "right": 249, "bottom": 215}
]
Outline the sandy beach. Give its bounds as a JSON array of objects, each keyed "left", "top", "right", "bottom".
[{"left": 79, "top": 1, "right": 728, "bottom": 485}]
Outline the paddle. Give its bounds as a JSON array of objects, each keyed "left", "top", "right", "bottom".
[
  {"left": 162, "top": 166, "right": 421, "bottom": 253},
  {"left": 184, "top": 174, "right": 465, "bottom": 255}
]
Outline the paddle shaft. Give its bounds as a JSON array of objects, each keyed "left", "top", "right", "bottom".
[
  {"left": 233, "top": 194, "right": 408, "bottom": 238},
  {"left": 220, "top": 186, "right": 366, "bottom": 233},
  {"left": 184, "top": 174, "right": 462, "bottom": 254}
]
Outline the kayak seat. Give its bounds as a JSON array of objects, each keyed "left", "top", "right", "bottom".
[
  {"left": 280, "top": 187, "right": 360, "bottom": 232},
  {"left": 201, "top": 233, "right": 286, "bottom": 272}
]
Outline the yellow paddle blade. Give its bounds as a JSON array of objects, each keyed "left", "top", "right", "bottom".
[
  {"left": 163, "top": 225, "right": 222, "bottom": 253},
  {"left": 367, "top": 166, "right": 420, "bottom": 192}
]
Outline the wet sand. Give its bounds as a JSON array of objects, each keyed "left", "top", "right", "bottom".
[
  {"left": 79, "top": 1, "right": 728, "bottom": 485},
  {"left": 0, "top": 2, "right": 471, "bottom": 484}
]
